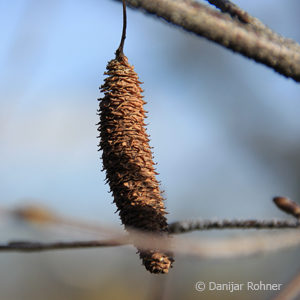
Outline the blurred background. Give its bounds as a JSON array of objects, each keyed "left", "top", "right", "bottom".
[{"left": 0, "top": 0, "right": 300, "bottom": 299}]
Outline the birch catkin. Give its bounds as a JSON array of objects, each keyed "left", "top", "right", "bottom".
[{"left": 97, "top": 0, "right": 173, "bottom": 274}]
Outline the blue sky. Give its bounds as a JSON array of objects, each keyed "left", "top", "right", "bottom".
[{"left": 1, "top": 0, "right": 300, "bottom": 224}]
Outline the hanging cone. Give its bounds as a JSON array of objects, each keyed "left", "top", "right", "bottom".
[{"left": 97, "top": 0, "right": 173, "bottom": 274}]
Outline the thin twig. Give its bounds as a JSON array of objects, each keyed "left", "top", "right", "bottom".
[
  {"left": 0, "top": 237, "right": 130, "bottom": 252},
  {"left": 9, "top": 197, "right": 300, "bottom": 235},
  {"left": 114, "top": 0, "right": 300, "bottom": 82},
  {"left": 169, "top": 219, "right": 300, "bottom": 234},
  {"left": 10, "top": 205, "right": 300, "bottom": 234},
  {"left": 11, "top": 205, "right": 121, "bottom": 236},
  {"left": 2, "top": 197, "right": 299, "bottom": 257},
  {"left": 169, "top": 197, "right": 300, "bottom": 233},
  {"left": 1, "top": 231, "right": 300, "bottom": 260}
]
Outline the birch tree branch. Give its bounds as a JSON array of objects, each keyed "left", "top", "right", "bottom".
[
  {"left": 9, "top": 198, "right": 300, "bottom": 234},
  {"left": 1, "top": 219, "right": 298, "bottom": 252},
  {"left": 205, "top": 0, "right": 251, "bottom": 23},
  {"left": 169, "top": 219, "right": 300, "bottom": 234},
  {"left": 0, "top": 238, "right": 130, "bottom": 252},
  {"left": 1, "top": 197, "right": 299, "bottom": 258},
  {"left": 205, "top": 0, "right": 300, "bottom": 53},
  {"left": 1, "top": 231, "right": 300, "bottom": 260},
  {"left": 115, "top": 0, "right": 300, "bottom": 82}
]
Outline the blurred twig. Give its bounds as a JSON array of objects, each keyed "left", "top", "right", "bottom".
[
  {"left": 10, "top": 197, "right": 300, "bottom": 234},
  {"left": 1, "top": 230, "right": 300, "bottom": 260},
  {"left": 1, "top": 197, "right": 299, "bottom": 258},
  {"left": 11, "top": 204, "right": 121, "bottom": 235},
  {"left": 273, "top": 197, "right": 300, "bottom": 219},
  {"left": 273, "top": 271, "right": 300, "bottom": 300},
  {"left": 0, "top": 238, "right": 129, "bottom": 252},
  {"left": 114, "top": 0, "right": 300, "bottom": 82}
]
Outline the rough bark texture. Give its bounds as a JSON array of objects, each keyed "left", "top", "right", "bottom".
[
  {"left": 98, "top": 53, "right": 173, "bottom": 273},
  {"left": 115, "top": 0, "right": 300, "bottom": 82}
]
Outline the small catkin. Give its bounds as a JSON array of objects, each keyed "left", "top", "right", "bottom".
[{"left": 98, "top": 53, "right": 173, "bottom": 274}]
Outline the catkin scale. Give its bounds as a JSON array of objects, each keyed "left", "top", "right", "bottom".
[{"left": 98, "top": 53, "right": 173, "bottom": 274}]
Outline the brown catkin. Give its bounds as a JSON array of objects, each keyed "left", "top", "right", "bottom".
[{"left": 98, "top": 53, "right": 173, "bottom": 274}]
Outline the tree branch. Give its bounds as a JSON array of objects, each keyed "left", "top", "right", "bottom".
[
  {"left": 205, "top": 0, "right": 251, "bottom": 24},
  {"left": 115, "top": 0, "right": 300, "bottom": 82},
  {"left": 2, "top": 219, "right": 298, "bottom": 252},
  {"left": 0, "top": 238, "right": 130, "bottom": 252},
  {"left": 168, "top": 197, "right": 300, "bottom": 233},
  {"left": 11, "top": 197, "right": 300, "bottom": 233},
  {"left": 1, "top": 231, "right": 300, "bottom": 260},
  {"left": 205, "top": 0, "right": 300, "bottom": 53},
  {"left": 1, "top": 197, "right": 299, "bottom": 258},
  {"left": 169, "top": 219, "right": 300, "bottom": 234}
]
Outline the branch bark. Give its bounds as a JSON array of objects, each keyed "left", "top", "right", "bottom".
[
  {"left": 1, "top": 230, "right": 300, "bottom": 260},
  {"left": 115, "top": 0, "right": 300, "bottom": 82},
  {"left": 0, "top": 238, "right": 129, "bottom": 252},
  {"left": 169, "top": 219, "right": 300, "bottom": 233},
  {"left": 2, "top": 197, "right": 299, "bottom": 258}
]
